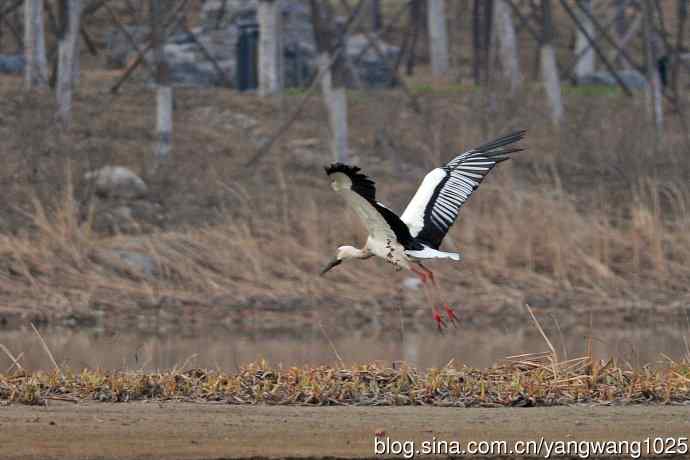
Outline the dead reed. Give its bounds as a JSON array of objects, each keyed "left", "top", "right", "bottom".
[{"left": 1, "top": 354, "right": 689, "bottom": 407}]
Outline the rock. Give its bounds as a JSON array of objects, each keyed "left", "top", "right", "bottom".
[
  {"left": 402, "top": 277, "right": 422, "bottom": 290},
  {"left": 111, "top": 205, "right": 133, "bottom": 222},
  {"left": 104, "top": 0, "right": 398, "bottom": 89},
  {"left": 108, "top": 249, "right": 158, "bottom": 278},
  {"left": 201, "top": 0, "right": 258, "bottom": 30},
  {"left": 227, "top": 112, "right": 258, "bottom": 130},
  {"left": 168, "top": 61, "right": 231, "bottom": 87},
  {"left": 164, "top": 43, "right": 198, "bottom": 64},
  {"left": 190, "top": 107, "right": 258, "bottom": 131},
  {"left": 577, "top": 70, "right": 648, "bottom": 89},
  {"left": 0, "top": 54, "right": 25, "bottom": 74},
  {"left": 140, "top": 28, "right": 238, "bottom": 87},
  {"left": 92, "top": 205, "right": 138, "bottom": 234},
  {"left": 345, "top": 34, "right": 399, "bottom": 88},
  {"left": 85, "top": 166, "right": 148, "bottom": 199},
  {"left": 92, "top": 201, "right": 165, "bottom": 235},
  {"left": 104, "top": 26, "right": 150, "bottom": 69}
]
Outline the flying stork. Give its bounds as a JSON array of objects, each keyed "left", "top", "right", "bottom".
[{"left": 320, "top": 130, "right": 526, "bottom": 331}]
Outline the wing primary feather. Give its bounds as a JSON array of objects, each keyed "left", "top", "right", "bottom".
[
  {"left": 401, "top": 130, "right": 527, "bottom": 250},
  {"left": 469, "top": 130, "right": 526, "bottom": 154}
]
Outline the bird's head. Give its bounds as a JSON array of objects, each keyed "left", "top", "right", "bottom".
[{"left": 319, "top": 245, "right": 362, "bottom": 276}]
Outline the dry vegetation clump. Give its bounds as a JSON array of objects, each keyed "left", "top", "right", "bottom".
[{"left": 1, "top": 354, "right": 690, "bottom": 407}]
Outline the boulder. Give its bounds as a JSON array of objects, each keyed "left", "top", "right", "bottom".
[
  {"left": 345, "top": 34, "right": 399, "bottom": 88},
  {"left": 108, "top": 249, "right": 158, "bottom": 278},
  {"left": 85, "top": 166, "right": 148, "bottom": 199},
  {"left": 142, "top": 27, "right": 238, "bottom": 87},
  {"left": 190, "top": 107, "right": 258, "bottom": 130},
  {"left": 168, "top": 61, "right": 232, "bottom": 87},
  {"left": 200, "top": 0, "right": 258, "bottom": 31},
  {"left": 95, "top": 247, "right": 158, "bottom": 278},
  {"left": 104, "top": 0, "right": 399, "bottom": 90},
  {"left": 105, "top": 26, "right": 150, "bottom": 69},
  {"left": 577, "top": 70, "right": 648, "bottom": 90},
  {"left": 402, "top": 277, "right": 422, "bottom": 290}
]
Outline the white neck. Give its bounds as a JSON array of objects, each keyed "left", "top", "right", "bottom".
[{"left": 339, "top": 246, "right": 369, "bottom": 260}]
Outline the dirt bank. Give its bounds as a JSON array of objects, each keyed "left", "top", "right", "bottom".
[{"left": 1, "top": 403, "right": 688, "bottom": 459}]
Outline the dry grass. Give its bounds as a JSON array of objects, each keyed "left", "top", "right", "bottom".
[
  {"left": 1, "top": 354, "right": 689, "bottom": 407},
  {"left": 0, "top": 64, "right": 689, "bottom": 332},
  {"left": 1, "top": 170, "right": 687, "bottom": 332}
]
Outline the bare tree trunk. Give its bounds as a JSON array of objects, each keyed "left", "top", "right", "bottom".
[
  {"left": 12, "top": 3, "right": 24, "bottom": 54},
  {"left": 56, "top": 0, "right": 81, "bottom": 127},
  {"left": 427, "top": 0, "right": 449, "bottom": 77},
  {"left": 156, "top": 86, "right": 173, "bottom": 159},
  {"left": 493, "top": 0, "right": 521, "bottom": 92},
  {"left": 472, "top": 0, "right": 493, "bottom": 85},
  {"left": 615, "top": 0, "right": 626, "bottom": 37},
  {"left": 540, "top": 1, "right": 563, "bottom": 124},
  {"left": 72, "top": 23, "right": 80, "bottom": 86},
  {"left": 258, "top": 0, "right": 281, "bottom": 96},
  {"left": 642, "top": 0, "right": 663, "bottom": 136},
  {"left": 370, "top": 0, "right": 382, "bottom": 32},
  {"left": 151, "top": 0, "right": 172, "bottom": 166},
  {"left": 406, "top": 0, "right": 421, "bottom": 76},
  {"left": 24, "top": 0, "right": 48, "bottom": 89},
  {"left": 670, "top": 0, "right": 688, "bottom": 100},
  {"left": 614, "top": 0, "right": 631, "bottom": 69},
  {"left": 327, "top": 89, "right": 349, "bottom": 163},
  {"left": 472, "top": 0, "right": 481, "bottom": 84},
  {"left": 320, "top": 53, "right": 348, "bottom": 163},
  {"left": 611, "top": 12, "right": 642, "bottom": 69},
  {"left": 311, "top": 1, "right": 349, "bottom": 163},
  {"left": 574, "top": 0, "right": 595, "bottom": 81},
  {"left": 482, "top": 0, "right": 493, "bottom": 85}
]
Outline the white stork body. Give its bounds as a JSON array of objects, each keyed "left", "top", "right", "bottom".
[{"left": 321, "top": 130, "right": 526, "bottom": 330}]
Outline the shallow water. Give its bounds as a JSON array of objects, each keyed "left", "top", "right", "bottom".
[{"left": 0, "top": 322, "right": 687, "bottom": 371}]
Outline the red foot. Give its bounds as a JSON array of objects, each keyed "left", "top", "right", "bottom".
[
  {"left": 433, "top": 308, "right": 446, "bottom": 332},
  {"left": 444, "top": 304, "right": 459, "bottom": 327}
]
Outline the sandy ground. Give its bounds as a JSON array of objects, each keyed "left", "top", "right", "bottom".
[{"left": 0, "top": 403, "right": 689, "bottom": 459}]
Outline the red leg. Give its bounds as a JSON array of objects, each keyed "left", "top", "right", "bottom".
[
  {"left": 444, "top": 303, "right": 459, "bottom": 325},
  {"left": 418, "top": 264, "right": 459, "bottom": 327},
  {"left": 426, "top": 268, "right": 436, "bottom": 286},
  {"left": 411, "top": 266, "right": 446, "bottom": 332},
  {"left": 433, "top": 306, "right": 446, "bottom": 332}
]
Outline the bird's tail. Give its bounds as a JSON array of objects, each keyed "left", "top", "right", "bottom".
[{"left": 406, "top": 248, "right": 462, "bottom": 261}]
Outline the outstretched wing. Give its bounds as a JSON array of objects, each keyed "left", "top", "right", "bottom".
[
  {"left": 325, "top": 163, "right": 419, "bottom": 249},
  {"left": 400, "top": 130, "right": 526, "bottom": 249}
]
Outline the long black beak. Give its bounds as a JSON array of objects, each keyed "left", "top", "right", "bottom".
[{"left": 320, "top": 257, "right": 342, "bottom": 276}]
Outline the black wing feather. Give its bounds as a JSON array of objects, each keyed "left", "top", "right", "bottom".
[
  {"left": 325, "top": 163, "right": 421, "bottom": 250},
  {"left": 324, "top": 163, "right": 376, "bottom": 202},
  {"left": 415, "top": 130, "right": 526, "bottom": 249}
]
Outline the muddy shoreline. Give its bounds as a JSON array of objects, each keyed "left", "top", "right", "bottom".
[{"left": 1, "top": 403, "right": 688, "bottom": 459}]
